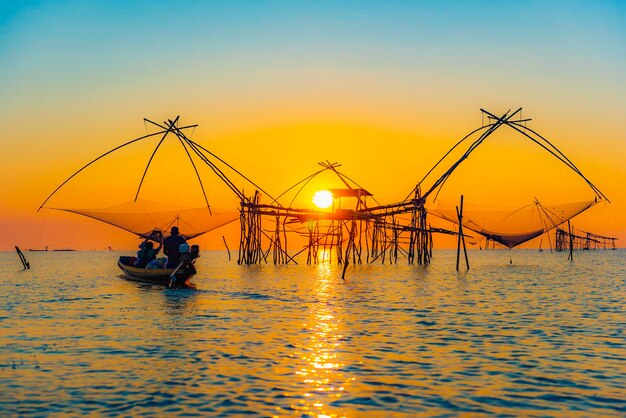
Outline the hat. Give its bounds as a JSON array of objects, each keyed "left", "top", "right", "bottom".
[{"left": 179, "top": 243, "right": 190, "bottom": 253}]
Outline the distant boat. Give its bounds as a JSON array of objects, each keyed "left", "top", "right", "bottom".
[{"left": 28, "top": 247, "right": 76, "bottom": 251}]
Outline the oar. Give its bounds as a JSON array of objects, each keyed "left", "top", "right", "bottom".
[{"left": 168, "top": 260, "right": 185, "bottom": 288}]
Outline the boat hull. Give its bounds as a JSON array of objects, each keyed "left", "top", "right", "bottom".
[{"left": 117, "top": 257, "right": 195, "bottom": 287}]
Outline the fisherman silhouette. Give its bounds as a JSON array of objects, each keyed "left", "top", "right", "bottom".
[{"left": 164, "top": 226, "right": 187, "bottom": 268}]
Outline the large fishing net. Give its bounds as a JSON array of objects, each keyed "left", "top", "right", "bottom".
[
  {"left": 408, "top": 109, "right": 607, "bottom": 249},
  {"left": 49, "top": 199, "right": 239, "bottom": 240},
  {"left": 429, "top": 199, "right": 597, "bottom": 248}
]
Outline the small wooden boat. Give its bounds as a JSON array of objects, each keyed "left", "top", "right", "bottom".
[{"left": 118, "top": 256, "right": 196, "bottom": 287}]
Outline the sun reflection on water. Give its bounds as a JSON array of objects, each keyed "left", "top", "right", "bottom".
[
  {"left": 291, "top": 250, "right": 353, "bottom": 417},
  {"left": 3, "top": 251, "right": 626, "bottom": 416}
]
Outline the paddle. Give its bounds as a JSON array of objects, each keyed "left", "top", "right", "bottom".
[{"left": 168, "top": 260, "right": 184, "bottom": 288}]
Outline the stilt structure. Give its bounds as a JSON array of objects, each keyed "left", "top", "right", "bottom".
[
  {"left": 484, "top": 238, "right": 507, "bottom": 250},
  {"left": 555, "top": 227, "right": 617, "bottom": 252},
  {"left": 235, "top": 161, "right": 449, "bottom": 270}
]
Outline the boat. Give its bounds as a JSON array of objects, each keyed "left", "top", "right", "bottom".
[{"left": 118, "top": 256, "right": 196, "bottom": 287}]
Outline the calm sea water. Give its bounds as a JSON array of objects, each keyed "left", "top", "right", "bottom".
[{"left": 1, "top": 249, "right": 625, "bottom": 417}]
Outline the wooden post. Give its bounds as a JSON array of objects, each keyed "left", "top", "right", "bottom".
[
  {"left": 456, "top": 195, "right": 469, "bottom": 271},
  {"left": 456, "top": 197, "right": 463, "bottom": 271},
  {"left": 568, "top": 220, "right": 574, "bottom": 261},
  {"left": 237, "top": 203, "right": 245, "bottom": 264},
  {"left": 341, "top": 191, "right": 362, "bottom": 280},
  {"left": 222, "top": 236, "right": 231, "bottom": 261},
  {"left": 15, "top": 246, "right": 30, "bottom": 270},
  {"left": 462, "top": 228, "right": 470, "bottom": 270}
]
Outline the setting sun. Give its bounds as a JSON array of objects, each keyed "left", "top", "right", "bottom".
[{"left": 312, "top": 190, "right": 333, "bottom": 209}]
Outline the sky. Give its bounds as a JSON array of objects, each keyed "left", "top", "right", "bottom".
[{"left": 1, "top": 0, "right": 625, "bottom": 250}]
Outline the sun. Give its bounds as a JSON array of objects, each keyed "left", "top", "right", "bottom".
[{"left": 312, "top": 190, "right": 333, "bottom": 209}]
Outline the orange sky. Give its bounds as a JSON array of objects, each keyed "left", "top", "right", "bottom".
[
  {"left": 1, "top": 2, "right": 624, "bottom": 251},
  {"left": 1, "top": 112, "right": 623, "bottom": 251}
]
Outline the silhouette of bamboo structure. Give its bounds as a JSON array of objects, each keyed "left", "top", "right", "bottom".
[
  {"left": 555, "top": 227, "right": 617, "bottom": 252},
  {"left": 235, "top": 161, "right": 443, "bottom": 270},
  {"left": 234, "top": 103, "right": 609, "bottom": 271},
  {"left": 39, "top": 110, "right": 612, "bottom": 276}
]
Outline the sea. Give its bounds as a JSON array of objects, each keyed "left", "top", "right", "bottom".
[{"left": 1, "top": 249, "right": 624, "bottom": 417}]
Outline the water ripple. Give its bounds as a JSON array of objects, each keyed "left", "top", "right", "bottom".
[{"left": 0, "top": 249, "right": 625, "bottom": 416}]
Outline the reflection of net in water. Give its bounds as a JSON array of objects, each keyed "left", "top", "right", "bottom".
[
  {"left": 50, "top": 199, "right": 239, "bottom": 240},
  {"left": 429, "top": 199, "right": 597, "bottom": 248}
]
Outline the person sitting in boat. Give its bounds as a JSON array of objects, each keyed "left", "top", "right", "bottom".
[
  {"left": 164, "top": 226, "right": 187, "bottom": 268},
  {"left": 145, "top": 257, "right": 168, "bottom": 270},
  {"left": 135, "top": 233, "right": 163, "bottom": 268},
  {"left": 175, "top": 243, "right": 198, "bottom": 275}
]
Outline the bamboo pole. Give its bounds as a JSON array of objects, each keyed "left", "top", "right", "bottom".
[
  {"left": 15, "top": 246, "right": 30, "bottom": 270},
  {"left": 222, "top": 236, "right": 231, "bottom": 261},
  {"left": 455, "top": 195, "right": 469, "bottom": 271},
  {"left": 568, "top": 220, "right": 574, "bottom": 261}
]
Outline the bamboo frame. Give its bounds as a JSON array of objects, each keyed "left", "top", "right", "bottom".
[{"left": 39, "top": 109, "right": 612, "bottom": 277}]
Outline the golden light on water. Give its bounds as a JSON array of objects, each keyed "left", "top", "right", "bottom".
[
  {"left": 291, "top": 254, "right": 352, "bottom": 417},
  {"left": 317, "top": 248, "right": 333, "bottom": 264},
  {"left": 312, "top": 190, "right": 333, "bottom": 209}
]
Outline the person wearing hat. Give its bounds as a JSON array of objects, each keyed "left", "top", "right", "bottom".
[{"left": 163, "top": 226, "right": 187, "bottom": 268}]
